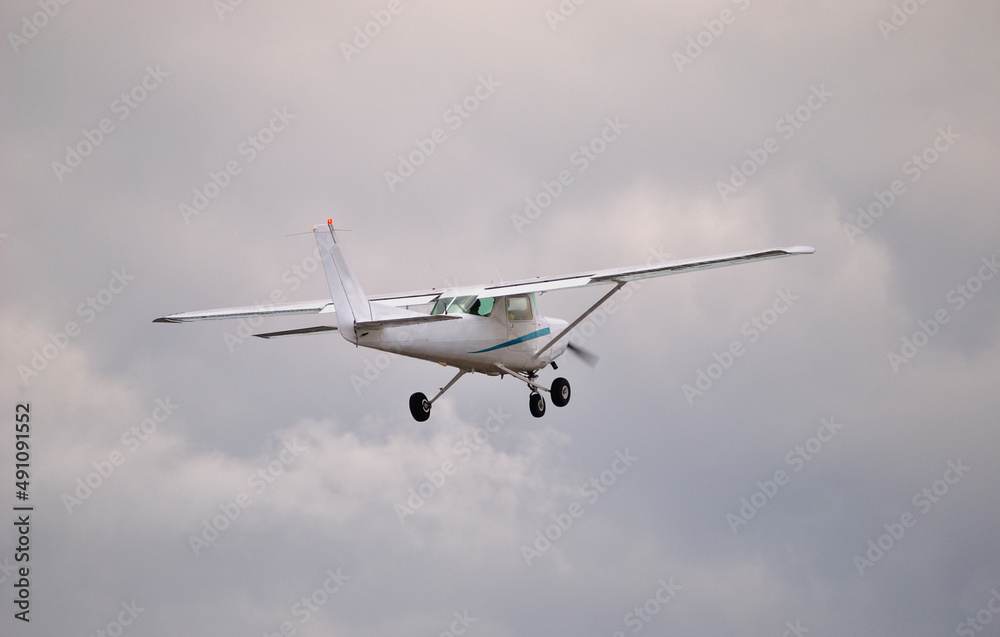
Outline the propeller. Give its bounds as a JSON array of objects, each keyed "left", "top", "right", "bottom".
[{"left": 566, "top": 342, "right": 599, "bottom": 368}]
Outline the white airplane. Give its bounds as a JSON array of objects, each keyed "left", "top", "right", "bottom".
[{"left": 156, "top": 221, "right": 813, "bottom": 421}]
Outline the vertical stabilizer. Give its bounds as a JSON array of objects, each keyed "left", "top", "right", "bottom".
[{"left": 313, "top": 220, "right": 371, "bottom": 342}]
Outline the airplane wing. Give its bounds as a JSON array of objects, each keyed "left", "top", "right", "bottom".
[
  {"left": 154, "top": 246, "right": 813, "bottom": 326},
  {"left": 481, "top": 246, "right": 815, "bottom": 297},
  {"left": 153, "top": 290, "right": 440, "bottom": 323},
  {"left": 153, "top": 299, "right": 333, "bottom": 323}
]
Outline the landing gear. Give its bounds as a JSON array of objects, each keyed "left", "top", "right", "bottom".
[
  {"left": 493, "top": 364, "right": 572, "bottom": 418},
  {"left": 550, "top": 377, "right": 570, "bottom": 407},
  {"left": 409, "top": 392, "right": 431, "bottom": 422},
  {"left": 410, "top": 366, "right": 571, "bottom": 420},
  {"left": 529, "top": 392, "right": 546, "bottom": 418}
]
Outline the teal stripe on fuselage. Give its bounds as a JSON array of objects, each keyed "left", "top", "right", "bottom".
[{"left": 469, "top": 327, "right": 551, "bottom": 354}]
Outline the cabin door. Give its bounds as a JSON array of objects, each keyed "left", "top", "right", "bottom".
[{"left": 504, "top": 294, "right": 542, "bottom": 353}]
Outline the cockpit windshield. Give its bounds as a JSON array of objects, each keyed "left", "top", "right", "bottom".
[{"left": 431, "top": 295, "right": 496, "bottom": 317}]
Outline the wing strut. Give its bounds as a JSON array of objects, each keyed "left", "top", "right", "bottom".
[{"left": 533, "top": 281, "right": 626, "bottom": 360}]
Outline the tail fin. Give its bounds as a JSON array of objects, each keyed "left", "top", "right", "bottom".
[{"left": 313, "top": 220, "right": 371, "bottom": 342}]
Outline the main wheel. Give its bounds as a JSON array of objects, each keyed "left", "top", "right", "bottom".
[
  {"left": 529, "top": 391, "right": 546, "bottom": 418},
  {"left": 409, "top": 392, "right": 431, "bottom": 422},
  {"left": 551, "top": 377, "right": 571, "bottom": 407}
]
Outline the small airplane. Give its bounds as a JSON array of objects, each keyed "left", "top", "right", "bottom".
[{"left": 156, "top": 221, "right": 813, "bottom": 421}]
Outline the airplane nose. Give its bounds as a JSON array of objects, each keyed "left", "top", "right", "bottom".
[{"left": 541, "top": 317, "right": 570, "bottom": 360}]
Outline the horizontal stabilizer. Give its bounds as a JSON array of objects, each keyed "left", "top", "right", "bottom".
[
  {"left": 254, "top": 325, "right": 338, "bottom": 339},
  {"left": 356, "top": 314, "right": 460, "bottom": 330},
  {"left": 355, "top": 301, "right": 460, "bottom": 330}
]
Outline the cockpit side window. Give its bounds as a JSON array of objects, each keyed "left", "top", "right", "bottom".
[
  {"left": 470, "top": 297, "right": 495, "bottom": 317},
  {"left": 506, "top": 295, "right": 533, "bottom": 321},
  {"left": 432, "top": 295, "right": 497, "bottom": 316}
]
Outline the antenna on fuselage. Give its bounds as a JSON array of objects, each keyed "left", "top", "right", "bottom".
[
  {"left": 487, "top": 252, "right": 505, "bottom": 284},
  {"left": 428, "top": 261, "right": 444, "bottom": 287}
]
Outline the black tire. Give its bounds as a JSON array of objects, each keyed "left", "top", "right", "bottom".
[
  {"left": 551, "top": 377, "right": 571, "bottom": 407},
  {"left": 409, "top": 392, "right": 431, "bottom": 422},
  {"left": 529, "top": 391, "right": 546, "bottom": 418}
]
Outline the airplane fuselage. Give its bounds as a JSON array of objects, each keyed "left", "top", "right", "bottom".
[{"left": 355, "top": 306, "right": 569, "bottom": 374}]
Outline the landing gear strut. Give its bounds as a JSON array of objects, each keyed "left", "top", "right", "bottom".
[{"left": 408, "top": 369, "right": 468, "bottom": 422}]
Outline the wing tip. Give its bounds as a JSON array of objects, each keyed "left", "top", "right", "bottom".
[
  {"left": 784, "top": 245, "right": 816, "bottom": 255},
  {"left": 153, "top": 316, "right": 179, "bottom": 323}
]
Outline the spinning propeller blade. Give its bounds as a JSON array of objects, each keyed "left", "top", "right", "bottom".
[{"left": 566, "top": 342, "right": 599, "bottom": 368}]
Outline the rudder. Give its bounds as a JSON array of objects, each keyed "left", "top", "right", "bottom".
[{"left": 313, "top": 220, "right": 372, "bottom": 342}]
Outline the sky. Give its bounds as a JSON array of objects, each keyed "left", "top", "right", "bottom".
[{"left": 2, "top": 1, "right": 999, "bottom": 635}]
